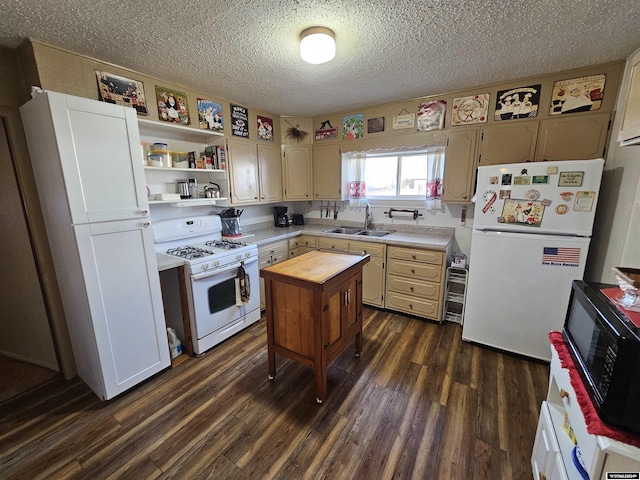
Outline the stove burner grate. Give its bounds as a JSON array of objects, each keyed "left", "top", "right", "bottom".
[
  {"left": 166, "top": 245, "right": 214, "bottom": 259},
  {"left": 205, "top": 239, "right": 247, "bottom": 250}
]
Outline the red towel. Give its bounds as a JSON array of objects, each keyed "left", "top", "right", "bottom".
[{"left": 549, "top": 331, "right": 640, "bottom": 448}]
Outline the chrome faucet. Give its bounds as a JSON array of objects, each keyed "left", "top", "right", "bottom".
[{"left": 364, "top": 202, "right": 373, "bottom": 230}]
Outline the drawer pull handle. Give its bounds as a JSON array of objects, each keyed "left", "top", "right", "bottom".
[
  {"left": 409, "top": 303, "right": 413, "bottom": 309},
  {"left": 412, "top": 254, "right": 416, "bottom": 260},
  {"left": 560, "top": 389, "right": 570, "bottom": 400},
  {"left": 411, "top": 269, "right": 415, "bottom": 274},
  {"left": 410, "top": 286, "right": 414, "bottom": 292}
]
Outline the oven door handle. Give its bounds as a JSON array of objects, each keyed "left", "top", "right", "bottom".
[{"left": 190, "top": 257, "right": 257, "bottom": 281}]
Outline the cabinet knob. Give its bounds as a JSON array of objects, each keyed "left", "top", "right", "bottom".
[
  {"left": 411, "top": 268, "right": 415, "bottom": 274},
  {"left": 462, "top": 194, "right": 468, "bottom": 199},
  {"left": 254, "top": 195, "right": 259, "bottom": 199},
  {"left": 412, "top": 254, "right": 416, "bottom": 260},
  {"left": 261, "top": 195, "right": 265, "bottom": 199},
  {"left": 408, "top": 303, "right": 413, "bottom": 309},
  {"left": 143, "top": 222, "right": 150, "bottom": 228},
  {"left": 410, "top": 286, "right": 414, "bottom": 292},
  {"left": 141, "top": 209, "right": 149, "bottom": 216},
  {"left": 559, "top": 389, "right": 570, "bottom": 400}
]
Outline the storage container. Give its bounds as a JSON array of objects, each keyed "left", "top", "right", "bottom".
[
  {"left": 172, "top": 151, "right": 188, "bottom": 168},
  {"left": 148, "top": 153, "right": 163, "bottom": 167},
  {"left": 150, "top": 149, "right": 172, "bottom": 167}
]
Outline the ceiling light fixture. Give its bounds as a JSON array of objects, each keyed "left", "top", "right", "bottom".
[{"left": 299, "top": 27, "right": 336, "bottom": 65}]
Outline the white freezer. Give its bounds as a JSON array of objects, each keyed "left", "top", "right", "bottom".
[
  {"left": 473, "top": 159, "right": 604, "bottom": 236},
  {"left": 462, "top": 230, "right": 591, "bottom": 361}
]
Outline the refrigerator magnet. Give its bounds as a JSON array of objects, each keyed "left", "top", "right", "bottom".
[
  {"left": 558, "top": 171, "right": 584, "bottom": 187},
  {"left": 525, "top": 189, "right": 540, "bottom": 200},
  {"left": 489, "top": 176, "right": 499, "bottom": 185},
  {"left": 501, "top": 174, "right": 512, "bottom": 185},
  {"left": 555, "top": 204, "right": 569, "bottom": 215},
  {"left": 499, "top": 189, "right": 511, "bottom": 199},
  {"left": 514, "top": 176, "right": 531, "bottom": 185},
  {"left": 573, "top": 191, "right": 596, "bottom": 212},
  {"left": 560, "top": 191, "right": 574, "bottom": 201},
  {"left": 482, "top": 190, "right": 497, "bottom": 213},
  {"left": 532, "top": 175, "right": 549, "bottom": 184}
]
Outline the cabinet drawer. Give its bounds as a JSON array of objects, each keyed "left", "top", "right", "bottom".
[
  {"left": 387, "top": 258, "right": 441, "bottom": 282},
  {"left": 388, "top": 246, "right": 443, "bottom": 265},
  {"left": 532, "top": 402, "right": 563, "bottom": 480},
  {"left": 386, "top": 276, "right": 440, "bottom": 299},
  {"left": 348, "top": 241, "right": 385, "bottom": 257},
  {"left": 259, "top": 240, "right": 288, "bottom": 259},
  {"left": 385, "top": 292, "right": 440, "bottom": 320},
  {"left": 289, "top": 247, "right": 315, "bottom": 258},
  {"left": 288, "top": 235, "right": 317, "bottom": 249},
  {"left": 318, "top": 237, "right": 350, "bottom": 252}
]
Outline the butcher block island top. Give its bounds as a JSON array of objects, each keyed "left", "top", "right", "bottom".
[{"left": 260, "top": 251, "right": 370, "bottom": 403}]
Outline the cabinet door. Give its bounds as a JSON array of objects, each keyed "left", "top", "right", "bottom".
[
  {"left": 479, "top": 121, "right": 539, "bottom": 165},
  {"left": 362, "top": 256, "right": 385, "bottom": 307},
  {"left": 257, "top": 143, "right": 283, "bottom": 202},
  {"left": 617, "top": 52, "right": 640, "bottom": 144},
  {"left": 442, "top": 127, "right": 479, "bottom": 204},
  {"left": 283, "top": 145, "right": 312, "bottom": 200},
  {"left": 324, "top": 274, "right": 358, "bottom": 360},
  {"left": 313, "top": 144, "right": 341, "bottom": 200},
  {"left": 535, "top": 112, "right": 610, "bottom": 161},
  {"left": 76, "top": 219, "right": 170, "bottom": 399},
  {"left": 227, "top": 138, "right": 259, "bottom": 204},
  {"left": 21, "top": 92, "right": 149, "bottom": 224}
]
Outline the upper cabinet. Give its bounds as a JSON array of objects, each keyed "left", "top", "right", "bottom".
[
  {"left": 227, "top": 137, "right": 260, "bottom": 204},
  {"left": 227, "top": 138, "right": 283, "bottom": 205},
  {"left": 535, "top": 112, "right": 610, "bottom": 161},
  {"left": 442, "top": 127, "right": 479, "bottom": 204},
  {"left": 313, "top": 144, "right": 341, "bottom": 200},
  {"left": 478, "top": 121, "right": 539, "bottom": 165},
  {"left": 257, "top": 143, "right": 283, "bottom": 203},
  {"left": 617, "top": 51, "right": 640, "bottom": 146},
  {"left": 283, "top": 145, "right": 312, "bottom": 200}
]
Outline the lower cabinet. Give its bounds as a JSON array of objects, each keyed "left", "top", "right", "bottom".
[
  {"left": 385, "top": 246, "right": 445, "bottom": 322},
  {"left": 258, "top": 239, "right": 288, "bottom": 310},
  {"left": 288, "top": 235, "right": 318, "bottom": 258},
  {"left": 532, "top": 344, "right": 640, "bottom": 480}
]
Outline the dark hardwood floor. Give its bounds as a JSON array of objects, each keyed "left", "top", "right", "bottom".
[{"left": 0, "top": 307, "right": 549, "bottom": 479}]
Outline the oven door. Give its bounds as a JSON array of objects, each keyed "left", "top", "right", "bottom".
[{"left": 189, "top": 257, "right": 259, "bottom": 341}]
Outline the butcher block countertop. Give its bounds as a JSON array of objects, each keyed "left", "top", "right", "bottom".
[{"left": 260, "top": 250, "right": 370, "bottom": 289}]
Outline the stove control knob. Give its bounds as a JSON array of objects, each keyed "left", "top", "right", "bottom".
[
  {"left": 202, "top": 263, "right": 209, "bottom": 271},
  {"left": 236, "top": 254, "right": 242, "bottom": 261},
  {"left": 244, "top": 252, "right": 250, "bottom": 258},
  {"left": 214, "top": 260, "right": 220, "bottom": 267}
]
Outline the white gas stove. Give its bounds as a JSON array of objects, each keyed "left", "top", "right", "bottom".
[{"left": 153, "top": 216, "right": 260, "bottom": 355}]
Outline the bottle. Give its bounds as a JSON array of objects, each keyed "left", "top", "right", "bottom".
[
  {"left": 188, "top": 178, "right": 197, "bottom": 199},
  {"left": 167, "top": 328, "right": 182, "bottom": 359}
]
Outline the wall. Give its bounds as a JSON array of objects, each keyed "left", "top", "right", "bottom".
[
  {"left": 586, "top": 46, "right": 640, "bottom": 284},
  {"left": 0, "top": 46, "right": 62, "bottom": 371}
]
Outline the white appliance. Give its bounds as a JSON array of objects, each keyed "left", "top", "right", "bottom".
[
  {"left": 153, "top": 216, "right": 260, "bottom": 355},
  {"left": 462, "top": 159, "right": 604, "bottom": 361},
  {"left": 20, "top": 91, "right": 171, "bottom": 400}
]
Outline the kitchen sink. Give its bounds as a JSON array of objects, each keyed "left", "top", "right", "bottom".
[
  {"left": 323, "top": 227, "right": 363, "bottom": 234},
  {"left": 322, "top": 227, "right": 394, "bottom": 237},
  {"left": 355, "top": 230, "right": 394, "bottom": 237}
]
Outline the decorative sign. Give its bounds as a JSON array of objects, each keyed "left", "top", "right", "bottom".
[
  {"left": 392, "top": 112, "right": 415, "bottom": 130},
  {"left": 95, "top": 70, "right": 148, "bottom": 115},
  {"left": 257, "top": 115, "right": 274, "bottom": 142},
  {"left": 417, "top": 100, "right": 446, "bottom": 131},
  {"left": 558, "top": 171, "right": 584, "bottom": 187},
  {"left": 550, "top": 74, "right": 606, "bottom": 115},
  {"left": 367, "top": 117, "right": 385, "bottom": 133},
  {"left": 501, "top": 199, "right": 545, "bottom": 227},
  {"left": 197, "top": 98, "right": 223, "bottom": 131},
  {"left": 451, "top": 94, "right": 489, "bottom": 125},
  {"left": 155, "top": 86, "right": 190, "bottom": 124},
  {"left": 315, "top": 119, "right": 337, "bottom": 140},
  {"left": 532, "top": 175, "right": 549, "bottom": 184},
  {"left": 343, "top": 114, "right": 364, "bottom": 139},
  {"left": 231, "top": 104, "right": 249, "bottom": 138},
  {"left": 514, "top": 176, "right": 531, "bottom": 185},
  {"left": 495, "top": 84, "right": 541, "bottom": 121}
]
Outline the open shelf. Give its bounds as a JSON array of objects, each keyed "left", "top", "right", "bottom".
[{"left": 138, "top": 118, "right": 223, "bottom": 143}]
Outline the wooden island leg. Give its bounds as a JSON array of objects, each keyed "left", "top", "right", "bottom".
[{"left": 265, "top": 279, "right": 276, "bottom": 380}]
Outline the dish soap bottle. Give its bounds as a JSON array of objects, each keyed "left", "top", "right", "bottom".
[{"left": 167, "top": 328, "right": 182, "bottom": 359}]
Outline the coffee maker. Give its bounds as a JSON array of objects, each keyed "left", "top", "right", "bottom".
[{"left": 274, "top": 206, "right": 289, "bottom": 228}]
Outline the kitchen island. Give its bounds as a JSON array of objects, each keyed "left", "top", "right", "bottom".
[{"left": 260, "top": 250, "right": 370, "bottom": 403}]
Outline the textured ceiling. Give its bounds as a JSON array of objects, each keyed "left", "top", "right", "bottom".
[{"left": 1, "top": 0, "right": 640, "bottom": 116}]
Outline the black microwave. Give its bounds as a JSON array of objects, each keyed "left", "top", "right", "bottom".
[{"left": 562, "top": 280, "right": 640, "bottom": 435}]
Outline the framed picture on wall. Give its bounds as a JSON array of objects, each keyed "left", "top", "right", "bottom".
[
  {"left": 197, "top": 98, "right": 223, "bottom": 131},
  {"left": 451, "top": 94, "right": 489, "bottom": 125},
  {"left": 549, "top": 74, "right": 606, "bottom": 115},
  {"left": 495, "top": 84, "right": 541, "bottom": 121},
  {"left": 95, "top": 70, "right": 148, "bottom": 115},
  {"left": 155, "top": 86, "right": 190, "bottom": 124}
]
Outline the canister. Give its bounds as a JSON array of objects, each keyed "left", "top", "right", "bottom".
[
  {"left": 172, "top": 151, "right": 189, "bottom": 168},
  {"left": 150, "top": 149, "right": 172, "bottom": 167},
  {"left": 148, "top": 153, "right": 163, "bottom": 167}
]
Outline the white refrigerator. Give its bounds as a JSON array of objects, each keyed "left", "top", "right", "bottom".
[
  {"left": 462, "top": 159, "right": 604, "bottom": 361},
  {"left": 20, "top": 92, "right": 170, "bottom": 400}
]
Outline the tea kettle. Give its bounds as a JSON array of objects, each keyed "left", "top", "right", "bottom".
[{"left": 204, "top": 182, "right": 221, "bottom": 198}]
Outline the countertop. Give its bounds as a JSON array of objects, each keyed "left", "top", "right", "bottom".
[{"left": 155, "top": 220, "right": 454, "bottom": 272}]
